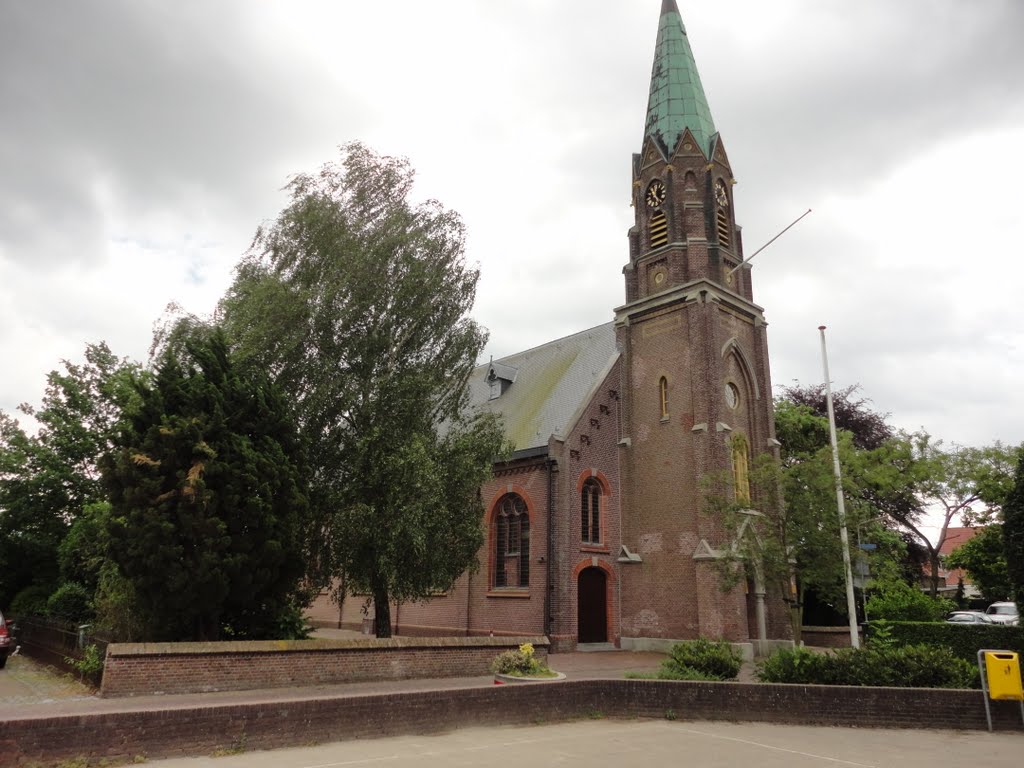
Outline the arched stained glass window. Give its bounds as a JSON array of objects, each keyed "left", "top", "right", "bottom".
[
  {"left": 581, "top": 478, "right": 601, "bottom": 544},
  {"left": 731, "top": 434, "right": 751, "bottom": 504},
  {"left": 494, "top": 494, "right": 530, "bottom": 588}
]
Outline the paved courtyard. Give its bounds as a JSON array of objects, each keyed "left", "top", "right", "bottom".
[
  {"left": 130, "top": 719, "right": 1023, "bottom": 768},
  {"left": 0, "top": 653, "right": 93, "bottom": 706}
]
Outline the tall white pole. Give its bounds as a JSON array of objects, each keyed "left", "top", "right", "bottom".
[{"left": 818, "top": 326, "right": 860, "bottom": 649}]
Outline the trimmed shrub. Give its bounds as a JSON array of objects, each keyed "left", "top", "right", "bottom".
[
  {"left": 757, "top": 644, "right": 978, "bottom": 689},
  {"left": 865, "top": 620, "right": 1024, "bottom": 662},
  {"left": 46, "top": 582, "right": 94, "bottom": 623},
  {"left": 755, "top": 646, "right": 826, "bottom": 685},
  {"left": 660, "top": 638, "right": 742, "bottom": 681}
]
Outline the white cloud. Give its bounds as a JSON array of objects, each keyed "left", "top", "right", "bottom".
[{"left": 1, "top": 0, "right": 1022, "bottom": 450}]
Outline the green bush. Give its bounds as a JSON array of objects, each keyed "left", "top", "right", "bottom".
[
  {"left": 865, "top": 581, "right": 953, "bottom": 622},
  {"left": 46, "top": 582, "right": 94, "bottom": 623},
  {"left": 756, "top": 644, "right": 978, "bottom": 689},
  {"left": 10, "top": 584, "right": 52, "bottom": 617},
  {"left": 271, "top": 600, "right": 314, "bottom": 640},
  {"left": 660, "top": 638, "right": 742, "bottom": 681},
  {"left": 65, "top": 643, "right": 105, "bottom": 685},
  {"left": 755, "top": 646, "right": 826, "bottom": 684},
  {"left": 865, "top": 620, "right": 1024, "bottom": 662}
]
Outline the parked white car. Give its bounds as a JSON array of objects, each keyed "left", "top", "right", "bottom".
[{"left": 984, "top": 602, "right": 1020, "bottom": 626}]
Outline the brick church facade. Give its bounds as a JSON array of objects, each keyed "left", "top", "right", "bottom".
[{"left": 310, "top": 0, "right": 792, "bottom": 652}]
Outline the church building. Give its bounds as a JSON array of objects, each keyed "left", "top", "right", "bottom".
[{"left": 312, "top": 0, "right": 792, "bottom": 653}]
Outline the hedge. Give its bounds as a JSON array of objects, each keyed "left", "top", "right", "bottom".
[
  {"left": 866, "top": 621, "right": 1024, "bottom": 662},
  {"left": 757, "top": 644, "right": 978, "bottom": 688}
]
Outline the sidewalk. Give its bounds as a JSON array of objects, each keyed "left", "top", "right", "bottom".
[{"left": 0, "top": 649, "right": 669, "bottom": 722}]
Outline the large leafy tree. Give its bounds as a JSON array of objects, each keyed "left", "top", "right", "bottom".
[
  {"left": 763, "top": 398, "right": 903, "bottom": 627},
  {"left": 0, "top": 343, "right": 140, "bottom": 606},
  {"left": 102, "top": 329, "right": 309, "bottom": 641},
  {"left": 1003, "top": 451, "right": 1024, "bottom": 614},
  {"left": 777, "top": 385, "right": 1020, "bottom": 598},
  {"left": 894, "top": 436, "right": 1018, "bottom": 596},
  {"left": 220, "top": 143, "right": 505, "bottom": 637}
]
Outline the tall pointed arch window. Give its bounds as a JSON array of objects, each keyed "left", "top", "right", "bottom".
[
  {"left": 581, "top": 478, "right": 602, "bottom": 544},
  {"left": 494, "top": 494, "right": 530, "bottom": 588},
  {"left": 659, "top": 376, "right": 669, "bottom": 419},
  {"left": 731, "top": 433, "right": 751, "bottom": 504}
]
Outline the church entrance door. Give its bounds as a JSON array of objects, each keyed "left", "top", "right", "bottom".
[{"left": 577, "top": 567, "right": 607, "bottom": 643}]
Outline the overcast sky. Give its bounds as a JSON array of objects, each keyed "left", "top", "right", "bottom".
[{"left": 2, "top": 0, "right": 1023, "bottom": 450}]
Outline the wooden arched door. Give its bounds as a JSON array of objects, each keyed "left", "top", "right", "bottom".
[{"left": 577, "top": 567, "right": 608, "bottom": 643}]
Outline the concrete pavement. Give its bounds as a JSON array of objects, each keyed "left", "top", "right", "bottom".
[{"left": 117, "top": 719, "right": 1024, "bottom": 768}]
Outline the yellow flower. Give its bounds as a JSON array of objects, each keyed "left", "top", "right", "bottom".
[{"left": 519, "top": 643, "right": 534, "bottom": 658}]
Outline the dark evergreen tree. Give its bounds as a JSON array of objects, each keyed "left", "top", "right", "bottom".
[{"left": 102, "top": 329, "right": 309, "bottom": 641}]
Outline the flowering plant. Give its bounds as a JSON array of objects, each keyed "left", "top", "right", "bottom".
[{"left": 491, "top": 642, "right": 556, "bottom": 677}]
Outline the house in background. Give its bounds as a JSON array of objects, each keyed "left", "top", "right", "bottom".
[
  {"left": 935, "top": 527, "right": 980, "bottom": 598},
  {"left": 309, "top": 0, "right": 792, "bottom": 653}
]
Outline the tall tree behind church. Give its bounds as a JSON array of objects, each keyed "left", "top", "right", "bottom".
[{"left": 221, "top": 144, "right": 505, "bottom": 637}]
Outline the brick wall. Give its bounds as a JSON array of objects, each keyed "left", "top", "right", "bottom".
[
  {"left": 99, "top": 636, "right": 548, "bottom": 697},
  {"left": 802, "top": 626, "right": 857, "bottom": 648},
  {"left": 4, "top": 679, "right": 1021, "bottom": 766}
]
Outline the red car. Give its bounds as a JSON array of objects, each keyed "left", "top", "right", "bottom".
[{"left": 0, "top": 610, "right": 15, "bottom": 668}]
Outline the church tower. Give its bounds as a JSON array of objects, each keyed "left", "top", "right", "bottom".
[{"left": 616, "top": 0, "right": 784, "bottom": 646}]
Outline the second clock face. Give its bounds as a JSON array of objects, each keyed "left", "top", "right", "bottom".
[
  {"left": 715, "top": 180, "right": 729, "bottom": 207},
  {"left": 645, "top": 180, "right": 667, "bottom": 208}
]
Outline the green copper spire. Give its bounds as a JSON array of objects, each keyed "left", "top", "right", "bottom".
[{"left": 644, "top": 0, "right": 717, "bottom": 158}]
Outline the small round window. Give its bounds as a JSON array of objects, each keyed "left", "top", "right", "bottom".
[{"left": 725, "top": 382, "right": 740, "bottom": 409}]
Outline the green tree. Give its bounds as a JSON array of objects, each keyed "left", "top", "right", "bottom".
[
  {"left": 1003, "top": 451, "right": 1024, "bottom": 614},
  {"left": 896, "top": 436, "right": 1019, "bottom": 597},
  {"left": 221, "top": 143, "right": 506, "bottom": 637},
  {"left": 771, "top": 398, "right": 903, "bottom": 620},
  {"left": 0, "top": 343, "right": 140, "bottom": 606},
  {"left": 102, "top": 329, "right": 309, "bottom": 641},
  {"left": 0, "top": 412, "right": 62, "bottom": 606},
  {"left": 945, "top": 525, "right": 1011, "bottom": 603}
]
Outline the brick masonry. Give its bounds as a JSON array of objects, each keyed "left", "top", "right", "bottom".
[
  {"left": 3, "top": 680, "right": 1021, "bottom": 766},
  {"left": 307, "top": 6, "right": 792, "bottom": 653},
  {"left": 99, "top": 636, "right": 549, "bottom": 697}
]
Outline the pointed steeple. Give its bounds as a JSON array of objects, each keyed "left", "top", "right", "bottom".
[{"left": 644, "top": 0, "right": 717, "bottom": 158}]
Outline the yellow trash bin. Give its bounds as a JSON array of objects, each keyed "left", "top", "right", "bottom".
[{"left": 983, "top": 651, "right": 1023, "bottom": 701}]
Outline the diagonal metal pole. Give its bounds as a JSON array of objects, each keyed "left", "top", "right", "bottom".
[{"left": 819, "top": 325, "right": 860, "bottom": 648}]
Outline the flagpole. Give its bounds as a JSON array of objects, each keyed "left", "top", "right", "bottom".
[{"left": 818, "top": 325, "right": 860, "bottom": 648}]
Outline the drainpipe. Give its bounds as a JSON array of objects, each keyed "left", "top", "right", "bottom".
[
  {"left": 465, "top": 563, "right": 473, "bottom": 637},
  {"left": 545, "top": 457, "right": 558, "bottom": 640}
]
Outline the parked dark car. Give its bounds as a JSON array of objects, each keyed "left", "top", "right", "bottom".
[
  {"left": 945, "top": 611, "right": 994, "bottom": 625},
  {"left": 0, "top": 610, "right": 16, "bottom": 668}
]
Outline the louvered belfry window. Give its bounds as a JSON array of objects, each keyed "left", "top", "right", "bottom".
[
  {"left": 494, "top": 494, "right": 530, "bottom": 588},
  {"left": 716, "top": 209, "right": 731, "bottom": 248},
  {"left": 650, "top": 211, "right": 668, "bottom": 248}
]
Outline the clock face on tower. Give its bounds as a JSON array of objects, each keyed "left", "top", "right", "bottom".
[
  {"left": 715, "top": 180, "right": 729, "bottom": 207},
  {"left": 645, "top": 179, "right": 667, "bottom": 208}
]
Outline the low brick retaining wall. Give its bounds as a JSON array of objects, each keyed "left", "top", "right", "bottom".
[
  {"left": 100, "top": 636, "right": 548, "bottom": 697},
  {"left": 3, "top": 679, "right": 1021, "bottom": 766},
  {"left": 802, "top": 626, "right": 857, "bottom": 648}
]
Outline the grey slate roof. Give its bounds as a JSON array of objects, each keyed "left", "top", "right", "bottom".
[{"left": 469, "top": 322, "right": 618, "bottom": 452}]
